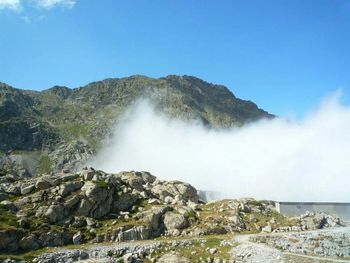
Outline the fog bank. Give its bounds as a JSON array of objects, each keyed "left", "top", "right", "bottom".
[{"left": 91, "top": 93, "right": 350, "bottom": 202}]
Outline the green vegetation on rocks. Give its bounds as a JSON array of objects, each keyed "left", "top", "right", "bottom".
[{"left": 37, "top": 154, "right": 52, "bottom": 175}]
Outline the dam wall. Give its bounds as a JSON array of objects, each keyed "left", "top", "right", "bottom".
[{"left": 275, "top": 202, "right": 350, "bottom": 221}]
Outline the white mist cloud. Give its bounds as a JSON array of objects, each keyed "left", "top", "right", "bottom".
[
  {"left": 0, "top": 0, "right": 21, "bottom": 11},
  {"left": 91, "top": 92, "right": 350, "bottom": 202},
  {"left": 35, "top": 0, "right": 75, "bottom": 9},
  {"left": 0, "top": 0, "right": 76, "bottom": 13}
]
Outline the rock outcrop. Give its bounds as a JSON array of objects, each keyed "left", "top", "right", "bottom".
[{"left": 0, "top": 168, "right": 201, "bottom": 253}]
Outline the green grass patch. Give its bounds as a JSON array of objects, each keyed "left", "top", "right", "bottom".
[
  {"left": 37, "top": 154, "right": 52, "bottom": 175},
  {"left": 0, "top": 247, "right": 52, "bottom": 261},
  {"left": 0, "top": 206, "right": 19, "bottom": 229},
  {"left": 94, "top": 179, "right": 108, "bottom": 188},
  {"left": 59, "top": 123, "right": 90, "bottom": 141},
  {"left": 146, "top": 235, "right": 234, "bottom": 263},
  {"left": 241, "top": 210, "right": 299, "bottom": 234}
]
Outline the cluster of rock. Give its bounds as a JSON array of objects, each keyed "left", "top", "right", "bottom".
[
  {"left": 251, "top": 227, "right": 350, "bottom": 259},
  {"left": 33, "top": 241, "right": 163, "bottom": 263},
  {"left": 271, "top": 211, "right": 343, "bottom": 233},
  {"left": 0, "top": 168, "right": 199, "bottom": 253},
  {"left": 32, "top": 238, "right": 230, "bottom": 263}
]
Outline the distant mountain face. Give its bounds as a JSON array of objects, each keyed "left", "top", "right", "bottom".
[{"left": 0, "top": 75, "right": 273, "bottom": 175}]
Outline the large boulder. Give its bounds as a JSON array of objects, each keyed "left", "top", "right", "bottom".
[
  {"left": 174, "top": 182, "right": 198, "bottom": 203},
  {"left": 299, "top": 212, "right": 341, "bottom": 230},
  {"left": 151, "top": 181, "right": 199, "bottom": 204},
  {"left": 229, "top": 214, "right": 246, "bottom": 231},
  {"left": 35, "top": 177, "right": 54, "bottom": 190},
  {"left": 72, "top": 231, "right": 82, "bottom": 245},
  {"left": 6, "top": 184, "right": 21, "bottom": 196},
  {"left": 77, "top": 181, "right": 113, "bottom": 218},
  {"left": 45, "top": 204, "right": 65, "bottom": 223},
  {"left": 120, "top": 172, "right": 146, "bottom": 192},
  {"left": 64, "top": 195, "right": 81, "bottom": 210},
  {"left": 163, "top": 212, "right": 188, "bottom": 230},
  {"left": 112, "top": 193, "right": 139, "bottom": 212},
  {"left": 117, "top": 225, "right": 151, "bottom": 241},
  {"left": 142, "top": 206, "right": 171, "bottom": 234},
  {"left": 59, "top": 181, "right": 83, "bottom": 197},
  {"left": 20, "top": 184, "right": 35, "bottom": 195}
]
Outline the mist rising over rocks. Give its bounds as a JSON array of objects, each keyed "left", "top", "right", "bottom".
[{"left": 92, "top": 93, "right": 350, "bottom": 202}]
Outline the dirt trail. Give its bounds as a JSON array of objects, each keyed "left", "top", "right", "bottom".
[{"left": 231, "top": 227, "right": 350, "bottom": 263}]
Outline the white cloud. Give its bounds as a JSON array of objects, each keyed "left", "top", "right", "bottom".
[
  {"left": 0, "top": 0, "right": 22, "bottom": 12},
  {"left": 35, "top": 0, "right": 76, "bottom": 9},
  {"left": 91, "top": 91, "right": 350, "bottom": 202},
  {"left": 0, "top": 0, "right": 76, "bottom": 12}
]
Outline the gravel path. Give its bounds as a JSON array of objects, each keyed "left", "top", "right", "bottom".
[
  {"left": 231, "top": 234, "right": 288, "bottom": 262},
  {"left": 231, "top": 227, "right": 350, "bottom": 263}
]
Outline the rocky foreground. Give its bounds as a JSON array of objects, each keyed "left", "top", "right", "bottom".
[{"left": 0, "top": 168, "right": 347, "bottom": 262}]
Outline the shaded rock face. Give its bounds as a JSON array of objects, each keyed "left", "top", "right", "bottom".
[
  {"left": 112, "top": 193, "right": 138, "bottom": 212},
  {"left": 45, "top": 205, "right": 66, "bottom": 223},
  {"left": 0, "top": 228, "right": 73, "bottom": 253},
  {"left": 78, "top": 181, "right": 114, "bottom": 218},
  {"left": 0, "top": 120, "right": 58, "bottom": 152},
  {"left": 38, "top": 232, "right": 73, "bottom": 247},
  {"left": 35, "top": 177, "right": 53, "bottom": 190},
  {"left": 0, "top": 229, "right": 22, "bottom": 252},
  {"left": 19, "top": 235, "right": 40, "bottom": 251}
]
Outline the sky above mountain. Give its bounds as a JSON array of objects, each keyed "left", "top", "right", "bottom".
[{"left": 1, "top": 0, "right": 350, "bottom": 117}]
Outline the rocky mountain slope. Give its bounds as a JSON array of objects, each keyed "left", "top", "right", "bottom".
[{"left": 0, "top": 75, "right": 273, "bottom": 176}]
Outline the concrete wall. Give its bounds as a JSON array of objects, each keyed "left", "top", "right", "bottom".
[{"left": 276, "top": 202, "right": 350, "bottom": 221}]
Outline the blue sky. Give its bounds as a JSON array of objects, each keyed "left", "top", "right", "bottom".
[{"left": 1, "top": 0, "right": 350, "bottom": 117}]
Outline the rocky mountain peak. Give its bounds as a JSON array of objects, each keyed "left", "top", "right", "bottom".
[{"left": 44, "top": 86, "right": 72, "bottom": 99}]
